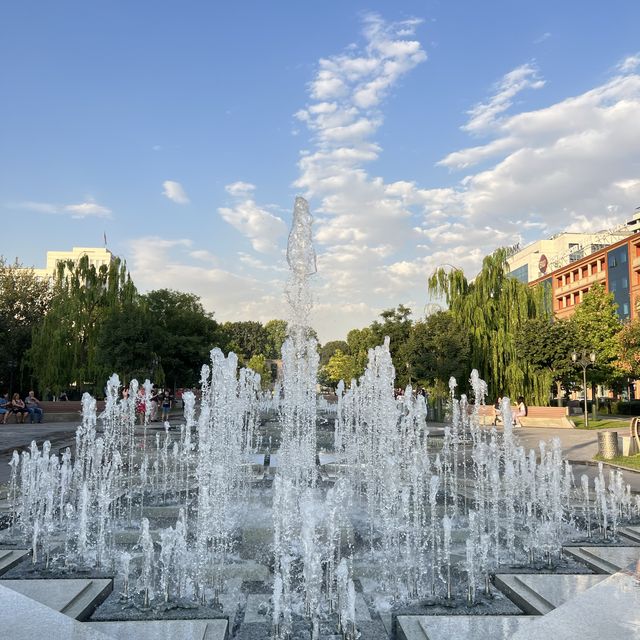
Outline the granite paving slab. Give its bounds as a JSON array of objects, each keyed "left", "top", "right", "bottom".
[
  {"left": 1, "top": 578, "right": 113, "bottom": 620},
  {"left": 509, "top": 570, "right": 640, "bottom": 639},
  {"left": 0, "top": 583, "right": 115, "bottom": 640},
  {"left": 0, "top": 548, "right": 30, "bottom": 575},
  {"left": 86, "top": 619, "right": 228, "bottom": 640},
  {"left": 493, "top": 573, "right": 606, "bottom": 614},
  {"left": 562, "top": 545, "right": 640, "bottom": 574},
  {"left": 619, "top": 525, "right": 640, "bottom": 544},
  {"left": 396, "top": 615, "right": 539, "bottom": 640}
]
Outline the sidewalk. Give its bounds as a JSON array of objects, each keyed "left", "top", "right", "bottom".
[{"left": 511, "top": 424, "right": 640, "bottom": 492}]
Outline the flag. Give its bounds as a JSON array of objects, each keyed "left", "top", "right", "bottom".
[{"left": 103, "top": 231, "right": 107, "bottom": 247}]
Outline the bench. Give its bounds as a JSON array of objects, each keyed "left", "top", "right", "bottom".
[
  {"left": 13, "top": 400, "right": 108, "bottom": 424},
  {"left": 519, "top": 406, "right": 573, "bottom": 429},
  {"left": 477, "top": 405, "right": 500, "bottom": 426}
]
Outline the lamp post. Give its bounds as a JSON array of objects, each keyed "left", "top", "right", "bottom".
[{"left": 572, "top": 350, "right": 596, "bottom": 427}]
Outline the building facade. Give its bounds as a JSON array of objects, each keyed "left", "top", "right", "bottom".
[
  {"left": 23, "top": 247, "right": 114, "bottom": 279},
  {"left": 507, "top": 231, "right": 629, "bottom": 284},
  {"left": 528, "top": 233, "right": 640, "bottom": 322}
]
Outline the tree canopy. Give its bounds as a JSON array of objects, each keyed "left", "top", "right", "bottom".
[
  {"left": 0, "top": 257, "right": 52, "bottom": 392},
  {"left": 28, "top": 255, "right": 135, "bottom": 394},
  {"left": 428, "top": 248, "right": 551, "bottom": 403},
  {"left": 403, "top": 311, "right": 470, "bottom": 399},
  {"left": 143, "top": 289, "right": 224, "bottom": 388}
]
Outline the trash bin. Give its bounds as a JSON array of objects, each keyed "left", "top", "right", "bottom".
[{"left": 597, "top": 431, "right": 619, "bottom": 459}]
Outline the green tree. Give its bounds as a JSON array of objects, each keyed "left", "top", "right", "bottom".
[
  {"left": 144, "top": 289, "right": 224, "bottom": 388},
  {"left": 569, "top": 283, "right": 623, "bottom": 401},
  {"left": 0, "top": 257, "right": 52, "bottom": 393},
  {"left": 346, "top": 327, "right": 379, "bottom": 379},
  {"left": 615, "top": 317, "right": 640, "bottom": 379},
  {"left": 370, "top": 304, "right": 413, "bottom": 384},
  {"left": 403, "top": 311, "right": 470, "bottom": 401},
  {"left": 222, "top": 321, "right": 268, "bottom": 363},
  {"left": 428, "top": 248, "right": 550, "bottom": 403},
  {"left": 247, "top": 353, "right": 272, "bottom": 388},
  {"left": 323, "top": 349, "right": 360, "bottom": 386},
  {"left": 319, "top": 340, "right": 349, "bottom": 367},
  {"left": 263, "top": 319, "right": 288, "bottom": 359},
  {"left": 516, "top": 318, "right": 574, "bottom": 405},
  {"left": 28, "top": 255, "right": 135, "bottom": 395},
  {"left": 95, "top": 302, "right": 158, "bottom": 385}
]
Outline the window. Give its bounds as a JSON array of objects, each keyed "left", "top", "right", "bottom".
[{"left": 509, "top": 264, "right": 529, "bottom": 283}]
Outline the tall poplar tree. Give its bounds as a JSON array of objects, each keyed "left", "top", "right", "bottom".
[
  {"left": 28, "top": 255, "right": 136, "bottom": 395},
  {"left": 428, "top": 248, "right": 551, "bottom": 404}
]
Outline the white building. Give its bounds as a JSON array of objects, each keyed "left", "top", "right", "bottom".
[
  {"left": 23, "top": 247, "right": 114, "bottom": 279},
  {"left": 507, "top": 230, "right": 629, "bottom": 283}
]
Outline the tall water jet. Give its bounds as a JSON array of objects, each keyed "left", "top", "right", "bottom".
[{"left": 273, "top": 196, "right": 322, "bottom": 637}]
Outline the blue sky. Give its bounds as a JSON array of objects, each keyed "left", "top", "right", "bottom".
[{"left": 2, "top": 1, "right": 640, "bottom": 341}]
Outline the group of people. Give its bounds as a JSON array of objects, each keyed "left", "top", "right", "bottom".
[
  {"left": 127, "top": 386, "right": 174, "bottom": 425},
  {"left": 0, "top": 391, "right": 44, "bottom": 424},
  {"left": 494, "top": 395, "right": 528, "bottom": 427}
]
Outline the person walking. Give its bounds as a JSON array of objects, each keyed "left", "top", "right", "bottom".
[
  {"left": 161, "top": 388, "right": 172, "bottom": 423},
  {"left": 25, "top": 391, "right": 44, "bottom": 423}
]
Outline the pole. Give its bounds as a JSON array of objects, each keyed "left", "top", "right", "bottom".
[{"left": 583, "top": 366, "right": 589, "bottom": 428}]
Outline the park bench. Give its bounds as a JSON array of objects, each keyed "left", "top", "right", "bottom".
[
  {"left": 519, "top": 406, "right": 573, "bottom": 429},
  {"left": 34, "top": 401, "right": 106, "bottom": 423},
  {"left": 477, "top": 405, "right": 499, "bottom": 426}
]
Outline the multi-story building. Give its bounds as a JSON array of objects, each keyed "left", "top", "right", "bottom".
[
  {"left": 507, "top": 230, "right": 629, "bottom": 285},
  {"left": 527, "top": 230, "right": 640, "bottom": 322},
  {"left": 21, "top": 247, "right": 114, "bottom": 280}
]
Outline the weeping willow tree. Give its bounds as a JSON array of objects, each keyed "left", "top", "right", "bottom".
[
  {"left": 428, "top": 248, "right": 552, "bottom": 404},
  {"left": 28, "top": 255, "right": 137, "bottom": 395}
]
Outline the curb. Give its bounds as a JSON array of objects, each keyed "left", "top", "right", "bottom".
[{"left": 574, "top": 458, "right": 640, "bottom": 475}]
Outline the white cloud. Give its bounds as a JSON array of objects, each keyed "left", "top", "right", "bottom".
[
  {"left": 462, "top": 63, "right": 545, "bottom": 134},
  {"left": 11, "top": 199, "right": 112, "bottom": 218},
  {"left": 218, "top": 183, "right": 287, "bottom": 253},
  {"left": 122, "top": 20, "right": 640, "bottom": 344},
  {"left": 162, "top": 180, "right": 190, "bottom": 204},
  {"left": 128, "top": 235, "right": 287, "bottom": 327},
  {"left": 534, "top": 32, "right": 551, "bottom": 44},
  {"left": 431, "top": 72, "right": 640, "bottom": 233},
  {"left": 617, "top": 53, "right": 640, "bottom": 74},
  {"left": 225, "top": 181, "right": 256, "bottom": 197},
  {"left": 64, "top": 201, "right": 112, "bottom": 218}
]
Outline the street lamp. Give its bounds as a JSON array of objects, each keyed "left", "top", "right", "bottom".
[{"left": 572, "top": 350, "right": 596, "bottom": 427}]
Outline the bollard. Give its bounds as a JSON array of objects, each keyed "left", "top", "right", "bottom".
[{"left": 597, "top": 430, "right": 619, "bottom": 459}]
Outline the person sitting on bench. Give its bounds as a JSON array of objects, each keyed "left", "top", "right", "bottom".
[
  {"left": 513, "top": 396, "right": 528, "bottom": 427},
  {"left": 25, "top": 390, "right": 44, "bottom": 424}
]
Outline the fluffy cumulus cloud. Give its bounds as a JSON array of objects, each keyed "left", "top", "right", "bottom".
[
  {"left": 162, "top": 180, "right": 190, "bottom": 204},
  {"left": 433, "top": 66, "right": 640, "bottom": 233},
  {"left": 129, "top": 20, "right": 640, "bottom": 342},
  {"left": 128, "top": 235, "right": 286, "bottom": 325},
  {"left": 289, "top": 17, "right": 640, "bottom": 339},
  {"left": 218, "top": 183, "right": 287, "bottom": 253}
]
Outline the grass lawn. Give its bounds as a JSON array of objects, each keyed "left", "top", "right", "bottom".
[
  {"left": 572, "top": 416, "right": 630, "bottom": 430},
  {"left": 594, "top": 453, "right": 640, "bottom": 471}
]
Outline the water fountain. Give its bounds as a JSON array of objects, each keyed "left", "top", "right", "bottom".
[{"left": 1, "top": 197, "right": 639, "bottom": 640}]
